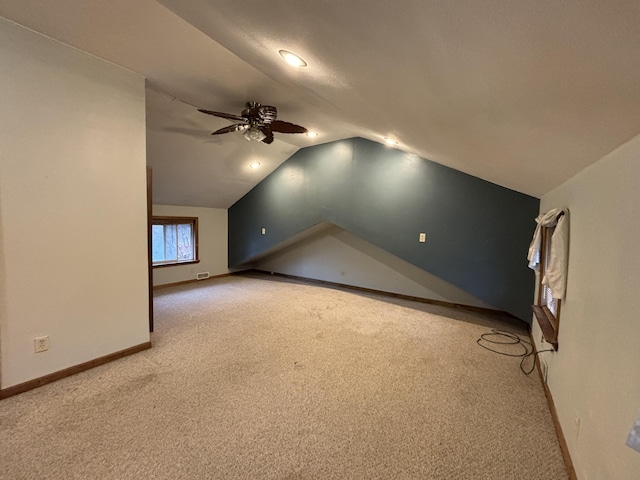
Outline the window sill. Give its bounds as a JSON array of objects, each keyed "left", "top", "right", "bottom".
[
  {"left": 532, "top": 305, "right": 559, "bottom": 350},
  {"left": 152, "top": 260, "right": 200, "bottom": 269}
]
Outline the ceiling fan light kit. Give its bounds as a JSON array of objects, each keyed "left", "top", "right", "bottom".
[
  {"left": 198, "top": 102, "right": 308, "bottom": 144},
  {"left": 244, "top": 125, "right": 266, "bottom": 142}
]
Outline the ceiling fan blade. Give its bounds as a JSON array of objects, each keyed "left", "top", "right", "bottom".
[
  {"left": 211, "top": 124, "right": 247, "bottom": 135},
  {"left": 270, "top": 120, "right": 308, "bottom": 134},
  {"left": 259, "top": 127, "right": 274, "bottom": 144},
  {"left": 198, "top": 109, "right": 246, "bottom": 122}
]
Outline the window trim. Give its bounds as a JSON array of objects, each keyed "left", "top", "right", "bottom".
[
  {"left": 151, "top": 216, "right": 199, "bottom": 268},
  {"left": 532, "top": 225, "right": 560, "bottom": 350}
]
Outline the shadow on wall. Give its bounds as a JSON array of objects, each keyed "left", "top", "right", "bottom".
[
  {"left": 229, "top": 137, "right": 539, "bottom": 321},
  {"left": 252, "top": 222, "right": 492, "bottom": 309}
]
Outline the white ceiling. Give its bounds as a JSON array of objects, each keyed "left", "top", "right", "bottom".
[{"left": 2, "top": 0, "right": 640, "bottom": 206}]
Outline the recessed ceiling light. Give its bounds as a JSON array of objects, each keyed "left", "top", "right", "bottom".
[
  {"left": 279, "top": 50, "right": 307, "bottom": 67},
  {"left": 306, "top": 131, "right": 318, "bottom": 138},
  {"left": 250, "top": 162, "right": 261, "bottom": 169},
  {"left": 384, "top": 137, "right": 399, "bottom": 145}
]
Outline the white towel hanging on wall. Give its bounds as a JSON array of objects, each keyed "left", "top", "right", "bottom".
[{"left": 527, "top": 207, "right": 569, "bottom": 299}]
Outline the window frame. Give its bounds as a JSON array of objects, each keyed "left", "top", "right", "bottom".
[
  {"left": 532, "top": 225, "right": 560, "bottom": 350},
  {"left": 151, "top": 216, "right": 199, "bottom": 268}
]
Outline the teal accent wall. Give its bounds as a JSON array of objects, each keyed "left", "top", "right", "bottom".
[{"left": 229, "top": 137, "right": 539, "bottom": 321}]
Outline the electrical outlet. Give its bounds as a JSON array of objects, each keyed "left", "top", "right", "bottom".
[
  {"left": 34, "top": 336, "right": 49, "bottom": 353},
  {"left": 419, "top": 233, "right": 426, "bottom": 243},
  {"left": 261, "top": 227, "right": 266, "bottom": 235}
]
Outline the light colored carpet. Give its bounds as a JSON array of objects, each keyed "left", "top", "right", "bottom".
[{"left": 0, "top": 274, "right": 568, "bottom": 479}]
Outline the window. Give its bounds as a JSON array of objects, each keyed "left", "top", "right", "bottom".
[
  {"left": 528, "top": 208, "right": 568, "bottom": 350},
  {"left": 533, "top": 226, "right": 560, "bottom": 349},
  {"left": 151, "top": 216, "right": 198, "bottom": 267},
  {"left": 540, "top": 227, "right": 560, "bottom": 318}
]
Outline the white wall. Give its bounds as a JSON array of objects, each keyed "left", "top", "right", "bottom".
[
  {"left": 0, "top": 19, "right": 149, "bottom": 388},
  {"left": 152, "top": 205, "right": 228, "bottom": 286},
  {"left": 532, "top": 133, "right": 640, "bottom": 479},
  {"left": 256, "top": 224, "right": 493, "bottom": 309}
]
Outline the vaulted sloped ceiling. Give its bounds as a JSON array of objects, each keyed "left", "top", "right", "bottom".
[{"left": 2, "top": 1, "right": 640, "bottom": 206}]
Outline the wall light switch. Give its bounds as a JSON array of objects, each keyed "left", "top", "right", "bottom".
[
  {"left": 627, "top": 411, "right": 640, "bottom": 453},
  {"left": 261, "top": 228, "right": 266, "bottom": 235},
  {"left": 419, "top": 233, "right": 426, "bottom": 243}
]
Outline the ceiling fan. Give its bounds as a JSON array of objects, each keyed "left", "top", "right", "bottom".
[{"left": 198, "top": 102, "right": 308, "bottom": 144}]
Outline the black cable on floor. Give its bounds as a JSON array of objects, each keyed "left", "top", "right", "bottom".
[{"left": 477, "top": 329, "right": 554, "bottom": 375}]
